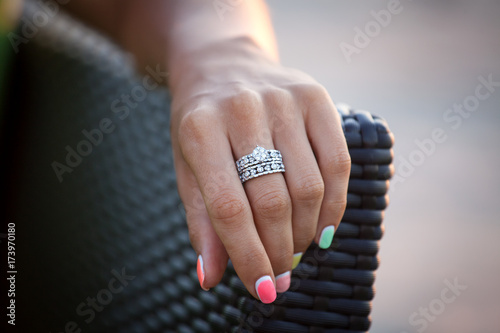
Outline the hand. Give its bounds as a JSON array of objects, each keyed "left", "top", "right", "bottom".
[{"left": 169, "top": 37, "right": 350, "bottom": 303}]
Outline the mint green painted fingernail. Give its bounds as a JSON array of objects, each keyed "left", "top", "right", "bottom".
[{"left": 319, "top": 226, "right": 335, "bottom": 249}]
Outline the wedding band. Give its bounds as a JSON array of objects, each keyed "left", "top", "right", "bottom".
[{"left": 236, "top": 146, "right": 285, "bottom": 183}]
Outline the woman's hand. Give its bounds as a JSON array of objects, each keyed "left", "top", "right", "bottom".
[
  {"left": 169, "top": 37, "right": 350, "bottom": 303},
  {"left": 63, "top": 0, "right": 349, "bottom": 304}
]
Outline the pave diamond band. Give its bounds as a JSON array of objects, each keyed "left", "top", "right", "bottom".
[
  {"left": 236, "top": 146, "right": 285, "bottom": 183},
  {"left": 239, "top": 161, "right": 285, "bottom": 183}
]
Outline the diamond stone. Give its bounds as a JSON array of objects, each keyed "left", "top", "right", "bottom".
[
  {"left": 242, "top": 157, "right": 248, "bottom": 164},
  {"left": 265, "top": 165, "right": 271, "bottom": 171},
  {"left": 251, "top": 169, "right": 257, "bottom": 175},
  {"left": 271, "top": 163, "right": 278, "bottom": 170},
  {"left": 270, "top": 151, "right": 277, "bottom": 158},
  {"left": 253, "top": 146, "right": 270, "bottom": 162},
  {"left": 257, "top": 166, "right": 264, "bottom": 173},
  {"left": 244, "top": 170, "right": 250, "bottom": 177}
]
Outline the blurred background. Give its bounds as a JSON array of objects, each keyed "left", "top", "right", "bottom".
[{"left": 266, "top": 0, "right": 500, "bottom": 332}]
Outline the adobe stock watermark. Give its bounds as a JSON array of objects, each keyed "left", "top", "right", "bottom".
[
  {"left": 8, "top": 0, "right": 71, "bottom": 53},
  {"left": 50, "top": 267, "right": 135, "bottom": 333},
  {"left": 339, "top": 0, "right": 412, "bottom": 64},
  {"left": 392, "top": 73, "right": 499, "bottom": 191},
  {"left": 401, "top": 277, "right": 468, "bottom": 333},
  {"left": 51, "top": 65, "right": 169, "bottom": 182},
  {"left": 212, "top": 0, "right": 244, "bottom": 21}
]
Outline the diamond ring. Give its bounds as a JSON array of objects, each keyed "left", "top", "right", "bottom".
[{"left": 236, "top": 146, "right": 285, "bottom": 183}]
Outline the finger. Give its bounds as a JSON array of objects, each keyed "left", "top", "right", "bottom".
[
  {"left": 239, "top": 167, "right": 293, "bottom": 293},
  {"left": 227, "top": 92, "right": 293, "bottom": 293},
  {"left": 306, "top": 98, "right": 351, "bottom": 249},
  {"left": 274, "top": 117, "right": 324, "bottom": 269},
  {"left": 173, "top": 152, "right": 229, "bottom": 290},
  {"left": 178, "top": 108, "right": 277, "bottom": 303}
]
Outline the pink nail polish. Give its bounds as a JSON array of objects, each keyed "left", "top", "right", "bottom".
[
  {"left": 197, "top": 255, "right": 209, "bottom": 291},
  {"left": 276, "top": 271, "right": 291, "bottom": 293},
  {"left": 255, "top": 275, "right": 276, "bottom": 304}
]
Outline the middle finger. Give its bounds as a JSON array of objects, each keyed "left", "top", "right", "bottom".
[{"left": 228, "top": 91, "right": 293, "bottom": 293}]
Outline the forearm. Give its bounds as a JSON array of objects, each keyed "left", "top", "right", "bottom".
[
  {"left": 64, "top": 0, "right": 279, "bottom": 85},
  {"left": 161, "top": 0, "right": 279, "bottom": 92},
  {"left": 160, "top": 0, "right": 278, "bottom": 64}
]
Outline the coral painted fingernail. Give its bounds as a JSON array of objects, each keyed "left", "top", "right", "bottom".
[
  {"left": 276, "top": 271, "right": 291, "bottom": 293},
  {"left": 197, "top": 255, "right": 209, "bottom": 291},
  {"left": 255, "top": 275, "right": 276, "bottom": 304},
  {"left": 319, "top": 225, "right": 335, "bottom": 249},
  {"left": 292, "top": 252, "right": 303, "bottom": 269}
]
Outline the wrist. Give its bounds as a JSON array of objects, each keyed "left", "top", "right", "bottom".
[{"left": 167, "top": 36, "right": 278, "bottom": 95}]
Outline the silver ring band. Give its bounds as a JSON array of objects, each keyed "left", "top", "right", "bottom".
[{"left": 236, "top": 146, "right": 285, "bottom": 183}]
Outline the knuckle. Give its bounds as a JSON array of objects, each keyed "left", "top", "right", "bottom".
[
  {"left": 336, "top": 148, "right": 352, "bottom": 174},
  {"left": 293, "top": 173, "right": 325, "bottom": 205},
  {"left": 253, "top": 188, "right": 291, "bottom": 220},
  {"left": 271, "top": 250, "right": 293, "bottom": 269},
  {"left": 230, "top": 89, "right": 263, "bottom": 117},
  {"left": 295, "top": 228, "right": 316, "bottom": 250},
  {"left": 208, "top": 190, "right": 248, "bottom": 225},
  {"left": 264, "top": 88, "right": 296, "bottom": 130},
  {"left": 294, "top": 83, "right": 329, "bottom": 102},
  {"left": 324, "top": 197, "right": 347, "bottom": 217},
  {"left": 178, "top": 109, "right": 215, "bottom": 150},
  {"left": 263, "top": 88, "right": 293, "bottom": 109},
  {"left": 236, "top": 246, "right": 264, "bottom": 268},
  {"left": 324, "top": 149, "right": 351, "bottom": 177}
]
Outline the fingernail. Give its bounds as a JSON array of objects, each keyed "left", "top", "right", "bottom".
[
  {"left": 197, "top": 255, "right": 209, "bottom": 291},
  {"left": 276, "top": 271, "right": 291, "bottom": 293},
  {"left": 255, "top": 275, "right": 276, "bottom": 304},
  {"left": 319, "top": 225, "right": 335, "bottom": 249},
  {"left": 292, "top": 252, "right": 303, "bottom": 269}
]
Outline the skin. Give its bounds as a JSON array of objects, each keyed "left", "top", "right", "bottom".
[{"left": 65, "top": 0, "right": 350, "bottom": 301}]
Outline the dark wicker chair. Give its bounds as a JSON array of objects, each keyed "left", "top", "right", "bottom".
[{"left": 3, "top": 3, "right": 393, "bottom": 332}]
